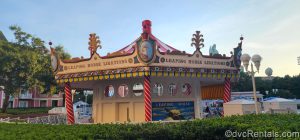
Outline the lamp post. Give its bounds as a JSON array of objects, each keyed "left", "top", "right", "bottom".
[
  {"left": 83, "top": 90, "right": 93, "bottom": 114},
  {"left": 71, "top": 89, "right": 76, "bottom": 102},
  {"left": 265, "top": 90, "right": 269, "bottom": 95},
  {"left": 241, "top": 53, "right": 262, "bottom": 114},
  {"left": 272, "top": 89, "right": 278, "bottom": 95},
  {"left": 83, "top": 90, "right": 88, "bottom": 114}
]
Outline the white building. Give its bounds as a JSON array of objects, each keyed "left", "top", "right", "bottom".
[
  {"left": 263, "top": 98, "right": 297, "bottom": 113},
  {"left": 223, "top": 99, "right": 261, "bottom": 116}
]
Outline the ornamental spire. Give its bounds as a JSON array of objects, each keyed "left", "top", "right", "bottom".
[
  {"left": 191, "top": 31, "right": 204, "bottom": 51},
  {"left": 88, "top": 33, "right": 101, "bottom": 56},
  {"left": 49, "top": 41, "right": 56, "bottom": 56}
]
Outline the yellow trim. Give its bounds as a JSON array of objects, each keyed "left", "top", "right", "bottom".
[
  {"left": 168, "top": 72, "right": 174, "bottom": 77},
  {"left": 144, "top": 71, "right": 149, "bottom": 76},
  {"left": 152, "top": 72, "right": 156, "bottom": 76},
  {"left": 157, "top": 72, "right": 162, "bottom": 77},
  {"left": 132, "top": 72, "right": 137, "bottom": 77},
  {"left": 203, "top": 73, "right": 207, "bottom": 78},
  {"left": 79, "top": 77, "right": 83, "bottom": 81},
  {"left": 115, "top": 74, "right": 120, "bottom": 79},
  {"left": 94, "top": 76, "right": 99, "bottom": 80},
  {"left": 175, "top": 72, "right": 179, "bottom": 77},
  {"left": 180, "top": 72, "right": 185, "bottom": 77},
  {"left": 69, "top": 78, "right": 73, "bottom": 82},
  {"left": 64, "top": 79, "right": 68, "bottom": 83},
  {"left": 208, "top": 73, "right": 212, "bottom": 78},
  {"left": 138, "top": 71, "right": 144, "bottom": 77},
  {"left": 104, "top": 75, "right": 109, "bottom": 79},
  {"left": 163, "top": 72, "right": 168, "bottom": 77},
  {"left": 217, "top": 73, "right": 221, "bottom": 79},
  {"left": 74, "top": 78, "right": 78, "bottom": 82},
  {"left": 191, "top": 72, "right": 196, "bottom": 77},
  {"left": 121, "top": 73, "right": 125, "bottom": 78},
  {"left": 197, "top": 72, "right": 201, "bottom": 78},
  {"left": 126, "top": 73, "right": 131, "bottom": 78},
  {"left": 99, "top": 75, "right": 104, "bottom": 80},
  {"left": 89, "top": 76, "right": 93, "bottom": 81},
  {"left": 109, "top": 74, "right": 114, "bottom": 79},
  {"left": 83, "top": 77, "right": 88, "bottom": 81},
  {"left": 186, "top": 72, "right": 191, "bottom": 77}
]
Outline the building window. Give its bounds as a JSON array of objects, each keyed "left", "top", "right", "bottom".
[
  {"left": 133, "top": 83, "right": 143, "bottom": 96},
  {"left": 19, "top": 101, "right": 28, "bottom": 108},
  {"left": 52, "top": 100, "right": 58, "bottom": 107},
  {"left": 20, "top": 89, "right": 28, "bottom": 95},
  {"left": 118, "top": 84, "right": 129, "bottom": 97},
  {"left": 182, "top": 83, "right": 192, "bottom": 96},
  {"left": 168, "top": 83, "right": 177, "bottom": 96},
  {"left": 153, "top": 83, "right": 163, "bottom": 96},
  {"left": 40, "top": 100, "right": 47, "bottom": 107},
  {"left": 104, "top": 85, "right": 114, "bottom": 97}
]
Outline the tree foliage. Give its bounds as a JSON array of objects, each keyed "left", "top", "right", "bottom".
[
  {"left": 233, "top": 72, "right": 300, "bottom": 98},
  {"left": 0, "top": 25, "right": 71, "bottom": 112}
]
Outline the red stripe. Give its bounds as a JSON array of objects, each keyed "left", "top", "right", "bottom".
[
  {"left": 223, "top": 78, "right": 231, "bottom": 103},
  {"left": 144, "top": 75, "right": 151, "bottom": 122},
  {"left": 223, "top": 78, "right": 231, "bottom": 116},
  {"left": 65, "top": 82, "right": 75, "bottom": 124}
]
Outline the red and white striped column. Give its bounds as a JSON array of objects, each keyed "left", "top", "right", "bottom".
[
  {"left": 223, "top": 78, "right": 231, "bottom": 103},
  {"left": 65, "top": 82, "right": 75, "bottom": 124},
  {"left": 144, "top": 75, "right": 152, "bottom": 122},
  {"left": 223, "top": 78, "right": 231, "bottom": 116}
]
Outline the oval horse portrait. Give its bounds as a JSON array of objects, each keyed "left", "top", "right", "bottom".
[{"left": 138, "top": 40, "right": 154, "bottom": 63}]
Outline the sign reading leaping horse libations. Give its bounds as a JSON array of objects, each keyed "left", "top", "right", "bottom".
[
  {"left": 152, "top": 50, "right": 236, "bottom": 70},
  {"left": 62, "top": 58, "right": 132, "bottom": 71}
]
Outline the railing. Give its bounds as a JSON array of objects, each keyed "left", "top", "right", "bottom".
[
  {"left": 19, "top": 93, "right": 32, "bottom": 99},
  {"left": 267, "top": 108, "right": 297, "bottom": 114},
  {"left": 0, "top": 114, "right": 67, "bottom": 124}
]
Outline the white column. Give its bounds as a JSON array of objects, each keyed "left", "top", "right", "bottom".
[{"left": 194, "top": 80, "right": 201, "bottom": 119}]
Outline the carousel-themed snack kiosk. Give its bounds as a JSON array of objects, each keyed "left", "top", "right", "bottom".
[{"left": 51, "top": 20, "right": 242, "bottom": 124}]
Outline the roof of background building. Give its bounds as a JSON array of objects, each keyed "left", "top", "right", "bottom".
[
  {"left": 263, "top": 97, "right": 294, "bottom": 102},
  {"left": 225, "top": 99, "right": 255, "bottom": 105}
]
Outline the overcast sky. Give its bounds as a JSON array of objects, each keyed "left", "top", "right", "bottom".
[{"left": 1, "top": 0, "right": 299, "bottom": 76}]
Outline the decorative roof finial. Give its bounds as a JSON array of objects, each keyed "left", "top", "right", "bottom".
[
  {"left": 191, "top": 31, "right": 204, "bottom": 51},
  {"left": 142, "top": 20, "right": 152, "bottom": 34},
  {"left": 238, "top": 35, "right": 243, "bottom": 47},
  {"left": 88, "top": 33, "right": 101, "bottom": 56},
  {"left": 49, "top": 41, "right": 55, "bottom": 55}
]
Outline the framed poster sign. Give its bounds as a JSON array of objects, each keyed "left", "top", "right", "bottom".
[{"left": 152, "top": 101, "right": 195, "bottom": 121}]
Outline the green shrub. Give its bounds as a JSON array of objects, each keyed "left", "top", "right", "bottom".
[
  {"left": 0, "top": 114, "right": 299, "bottom": 140},
  {"left": 0, "top": 107, "right": 51, "bottom": 115}
]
